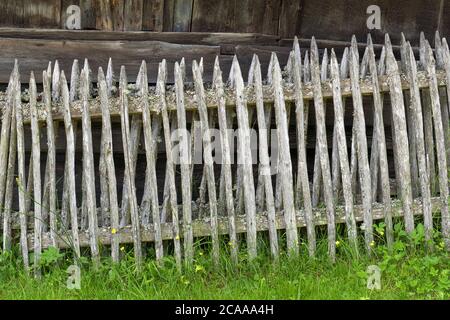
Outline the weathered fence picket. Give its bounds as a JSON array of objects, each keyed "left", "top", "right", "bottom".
[{"left": 0, "top": 33, "right": 449, "bottom": 272}]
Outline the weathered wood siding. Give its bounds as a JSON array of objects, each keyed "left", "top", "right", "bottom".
[{"left": 0, "top": 0, "right": 448, "bottom": 43}]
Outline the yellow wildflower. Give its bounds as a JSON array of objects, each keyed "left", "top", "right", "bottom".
[
  {"left": 120, "top": 246, "right": 125, "bottom": 251},
  {"left": 111, "top": 228, "right": 117, "bottom": 235},
  {"left": 175, "top": 235, "right": 180, "bottom": 240},
  {"left": 335, "top": 240, "right": 341, "bottom": 247},
  {"left": 195, "top": 265, "right": 204, "bottom": 272}
]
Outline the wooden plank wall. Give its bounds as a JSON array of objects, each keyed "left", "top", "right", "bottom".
[{"left": 0, "top": 1, "right": 448, "bottom": 43}]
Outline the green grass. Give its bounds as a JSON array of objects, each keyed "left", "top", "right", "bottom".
[{"left": 0, "top": 221, "right": 449, "bottom": 300}]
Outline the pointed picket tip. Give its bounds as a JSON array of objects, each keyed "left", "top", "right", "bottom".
[
  {"left": 384, "top": 33, "right": 392, "bottom": 47},
  {"left": 292, "top": 36, "right": 301, "bottom": 67},
  {"left": 435, "top": 30, "right": 441, "bottom": 45},
  {"left": 199, "top": 57, "right": 204, "bottom": 75},
  {"left": 212, "top": 56, "right": 221, "bottom": 85},
  {"left": 178, "top": 57, "right": 185, "bottom": 82},
  {"left": 136, "top": 60, "right": 145, "bottom": 89},
  {"left": 159, "top": 59, "right": 168, "bottom": 86},
  {"left": 293, "top": 36, "right": 299, "bottom": 50},
  {"left": 52, "top": 60, "right": 60, "bottom": 98},
  {"left": 330, "top": 48, "right": 338, "bottom": 62},
  {"left": 72, "top": 59, "right": 79, "bottom": 69},
  {"left": 360, "top": 46, "right": 369, "bottom": 77},
  {"left": 378, "top": 45, "right": 386, "bottom": 75},
  {"left": 266, "top": 52, "right": 275, "bottom": 84},
  {"left": 83, "top": 58, "right": 89, "bottom": 70},
  {"left": 229, "top": 54, "right": 238, "bottom": 79},
  {"left": 214, "top": 55, "right": 220, "bottom": 69},
  {"left": 330, "top": 49, "right": 340, "bottom": 78},
  {"left": 425, "top": 40, "right": 436, "bottom": 66},
  {"left": 310, "top": 36, "right": 318, "bottom": 56},
  {"left": 139, "top": 60, "right": 147, "bottom": 78},
  {"left": 192, "top": 59, "right": 199, "bottom": 76},
  {"left": 60, "top": 70, "right": 69, "bottom": 109},
  {"left": 406, "top": 41, "right": 414, "bottom": 60},
  {"left": 270, "top": 52, "right": 280, "bottom": 69},
  {"left": 13, "top": 59, "right": 19, "bottom": 74},
  {"left": 248, "top": 54, "right": 258, "bottom": 85},
  {"left": 98, "top": 66, "right": 105, "bottom": 83},
  {"left": 321, "top": 48, "right": 329, "bottom": 80},
  {"left": 29, "top": 72, "right": 37, "bottom": 101},
  {"left": 106, "top": 58, "right": 113, "bottom": 82},
  {"left": 322, "top": 48, "right": 328, "bottom": 59},
  {"left": 47, "top": 61, "right": 52, "bottom": 75},
  {"left": 367, "top": 33, "right": 373, "bottom": 46},
  {"left": 232, "top": 55, "right": 245, "bottom": 89},
  {"left": 60, "top": 70, "right": 67, "bottom": 85},
  {"left": 79, "top": 67, "right": 88, "bottom": 99},
  {"left": 119, "top": 65, "right": 127, "bottom": 88},
  {"left": 400, "top": 32, "right": 407, "bottom": 45},
  {"left": 303, "top": 50, "right": 310, "bottom": 82},
  {"left": 9, "top": 59, "right": 19, "bottom": 87}
]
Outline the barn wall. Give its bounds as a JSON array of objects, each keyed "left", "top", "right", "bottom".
[{"left": 0, "top": 0, "right": 448, "bottom": 44}]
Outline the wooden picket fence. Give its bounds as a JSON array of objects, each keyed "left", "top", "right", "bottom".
[{"left": 0, "top": 32, "right": 449, "bottom": 274}]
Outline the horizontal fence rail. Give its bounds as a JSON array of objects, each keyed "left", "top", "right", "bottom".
[{"left": 0, "top": 32, "right": 449, "bottom": 274}]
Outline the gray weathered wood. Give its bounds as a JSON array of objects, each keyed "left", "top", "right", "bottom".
[
  {"left": 80, "top": 65, "right": 100, "bottom": 265},
  {"left": 385, "top": 34, "right": 414, "bottom": 234},
  {"left": 43, "top": 70, "right": 57, "bottom": 248},
  {"left": 98, "top": 68, "right": 120, "bottom": 262},
  {"left": 142, "top": 63, "right": 163, "bottom": 262},
  {"left": 291, "top": 38, "right": 316, "bottom": 256},
  {"left": 14, "top": 68, "right": 29, "bottom": 269},
  {"left": 2, "top": 92, "right": 16, "bottom": 252},
  {"left": 405, "top": 42, "right": 433, "bottom": 244},
  {"left": 119, "top": 115, "right": 142, "bottom": 227},
  {"left": 213, "top": 57, "right": 238, "bottom": 264},
  {"left": 119, "top": 66, "right": 142, "bottom": 267},
  {"left": 331, "top": 46, "right": 349, "bottom": 199},
  {"left": 174, "top": 61, "right": 193, "bottom": 264},
  {"left": 158, "top": 60, "right": 182, "bottom": 269},
  {"left": 272, "top": 53, "right": 299, "bottom": 255},
  {"left": 0, "top": 66, "right": 14, "bottom": 237},
  {"left": 30, "top": 72, "right": 42, "bottom": 276},
  {"left": 349, "top": 42, "right": 373, "bottom": 253},
  {"left": 310, "top": 38, "right": 336, "bottom": 262},
  {"left": 251, "top": 54, "right": 279, "bottom": 259},
  {"left": 400, "top": 35, "right": 419, "bottom": 198},
  {"left": 330, "top": 49, "right": 358, "bottom": 251},
  {"left": 234, "top": 57, "right": 258, "bottom": 259},
  {"left": 193, "top": 60, "right": 220, "bottom": 265},
  {"left": 38, "top": 198, "right": 445, "bottom": 250},
  {"left": 60, "top": 71, "right": 81, "bottom": 259},
  {"left": 367, "top": 39, "right": 394, "bottom": 249},
  {"left": 311, "top": 48, "right": 329, "bottom": 207},
  {"left": 425, "top": 43, "right": 449, "bottom": 249}
]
